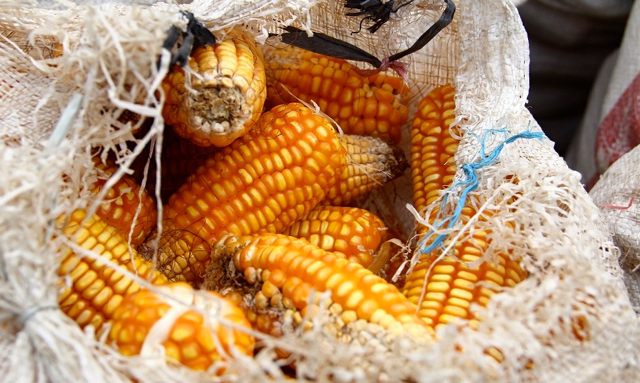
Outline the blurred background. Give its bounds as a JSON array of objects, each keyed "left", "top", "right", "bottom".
[{"left": 516, "top": 0, "right": 634, "bottom": 185}]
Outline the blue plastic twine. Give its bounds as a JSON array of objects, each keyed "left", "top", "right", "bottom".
[{"left": 417, "top": 128, "right": 546, "bottom": 255}]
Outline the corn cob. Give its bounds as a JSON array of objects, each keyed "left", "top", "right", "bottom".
[
  {"left": 162, "top": 30, "right": 266, "bottom": 147},
  {"left": 109, "top": 282, "right": 254, "bottom": 372},
  {"left": 402, "top": 84, "right": 528, "bottom": 329},
  {"left": 92, "top": 158, "right": 157, "bottom": 246},
  {"left": 410, "top": 84, "right": 458, "bottom": 216},
  {"left": 323, "top": 134, "right": 408, "bottom": 206},
  {"left": 229, "top": 233, "right": 429, "bottom": 336},
  {"left": 147, "top": 103, "right": 346, "bottom": 285},
  {"left": 264, "top": 44, "right": 410, "bottom": 144},
  {"left": 281, "top": 205, "right": 386, "bottom": 268},
  {"left": 56, "top": 210, "right": 168, "bottom": 335}
]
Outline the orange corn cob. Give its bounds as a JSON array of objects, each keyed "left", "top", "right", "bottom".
[
  {"left": 281, "top": 205, "right": 386, "bottom": 267},
  {"left": 232, "top": 233, "right": 429, "bottom": 335},
  {"left": 147, "top": 103, "right": 346, "bottom": 285},
  {"left": 264, "top": 44, "right": 410, "bottom": 144},
  {"left": 402, "top": 84, "right": 528, "bottom": 329},
  {"left": 92, "top": 158, "right": 157, "bottom": 246},
  {"left": 162, "top": 31, "right": 266, "bottom": 147},
  {"left": 56, "top": 210, "right": 167, "bottom": 335},
  {"left": 323, "top": 134, "right": 407, "bottom": 206},
  {"left": 109, "top": 282, "right": 254, "bottom": 372},
  {"left": 410, "top": 84, "right": 459, "bottom": 217}
]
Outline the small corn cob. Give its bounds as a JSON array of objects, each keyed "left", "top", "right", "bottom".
[
  {"left": 162, "top": 30, "right": 266, "bottom": 147},
  {"left": 231, "top": 233, "right": 429, "bottom": 336},
  {"left": 109, "top": 282, "right": 254, "bottom": 372},
  {"left": 281, "top": 205, "right": 386, "bottom": 267},
  {"left": 323, "top": 134, "right": 408, "bottom": 206},
  {"left": 264, "top": 44, "right": 410, "bottom": 144},
  {"left": 56, "top": 210, "right": 168, "bottom": 335},
  {"left": 148, "top": 103, "right": 346, "bottom": 285},
  {"left": 92, "top": 158, "right": 157, "bottom": 246},
  {"left": 403, "top": 84, "right": 528, "bottom": 329}
]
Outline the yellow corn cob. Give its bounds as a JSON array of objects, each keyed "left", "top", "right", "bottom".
[
  {"left": 231, "top": 233, "right": 429, "bottom": 335},
  {"left": 147, "top": 103, "right": 346, "bottom": 285},
  {"left": 56, "top": 210, "right": 168, "bottom": 335},
  {"left": 109, "top": 282, "right": 254, "bottom": 372},
  {"left": 264, "top": 44, "right": 410, "bottom": 144},
  {"left": 402, "top": 84, "right": 528, "bottom": 329},
  {"left": 162, "top": 30, "right": 266, "bottom": 147},
  {"left": 410, "top": 84, "right": 458, "bottom": 216},
  {"left": 281, "top": 205, "right": 386, "bottom": 267},
  {"left": 323, "top": 134, "right": 408, "bottom": 206},
  {"left": 92, "top": 158, "right": 157, "bottom": 246}
]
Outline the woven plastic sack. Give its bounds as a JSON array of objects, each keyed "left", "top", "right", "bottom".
[
  {"left": 0, "top": 0, "right": 638, "bottom": 382},
  {"left": 594, "top": 0, "right": 640, "bottom": 176},
  {"left": 590, "top": 143, "right": 640, "bottom": 314}
]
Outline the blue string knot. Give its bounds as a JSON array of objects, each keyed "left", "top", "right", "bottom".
[{"left": 417, "top": 127, "right": 547, "bottom": 255}]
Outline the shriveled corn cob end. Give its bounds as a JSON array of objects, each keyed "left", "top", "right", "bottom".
[
  {"left": 56, "top": 210, "right": 168, "bottom": 335},
  {"left": 149, "top": 102, "right": 345, "bottom": 285},
  {"left": 91, "top": 158, "right": 157, "bottom": 246},
  {"left": 264, "top": 44, "right": 410, "bottom": 144},
  {"left": 232, "top": 233, "right": 430, "bottom": 337},
  {"left": 282, "top": 206, "right": 386, "bottom": 267},
  {"left": 411, "top": 84, "right": 458, "bottom": 216},
  {"left": 322, "top": 135, "right": 408, "bottom": 206},
  {"left": 109, "top": 282, "right": 254, "bottom": 372},
  {"left": 402, "top": 229, "right": 528, "bottom": 329},
  {"left": 162, "top": 31, "right": 267, "bottom": 147}
]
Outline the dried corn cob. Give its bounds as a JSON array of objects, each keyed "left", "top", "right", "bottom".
[
  {"left": 230, "top": 233, "right": 429, "bottom": 336},
  {"left": 410, "top": 84, "right": 458, "bottom": 216},
  {"left": 264, "top": 44, "right": 410, "bottom": 144},
  {"left": 147, "top": 103, "right": 346, "bottom": 285},
  {"left": 162, "top": 30, "right": 266, "bottom": 147},
  {"left": 323, "top": 134, "right": 408, "bottom": 206},
  {"left": 109, "top": 282, "right": 254, "bottom": 372},
  {"left": 92, "top": 158, "right": 157, "bottom": 246},
  {"left": 403, "top": 84, "right": 528, "bottom": 329},
  {"left": 56, "top": 210, "right": 167, "bottom": 335},
  {"left": 281, "top": 205, "right": 386, "bottom": 267}
]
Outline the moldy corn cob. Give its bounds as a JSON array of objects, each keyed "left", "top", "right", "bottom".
[
  {"left": 162, "top": 30, "right": 266, "bottom": 147},
  {"left": 281, "top": 205, "right": 386, "bottom": 267},
  {"left": 402, "top": 84, "right": 528, "bottom": 329},
  {"left": 109, "top": 282, "right": 254, "bottom": 372},
  {"left": 146, "top": 103, "right": 346, "bottom": 285},
  {"left": 264, "top": 44, "right": 410, "bottom": 144},
  {"left": 91, "top": 157, "right": 157, "bottom": 246},
  {"left": 56, "top": 210, "right": 167, "bottom": 335}
]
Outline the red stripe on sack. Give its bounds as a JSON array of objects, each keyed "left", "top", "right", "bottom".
[{"left": 595, "top": 72, "right": 640, "bottom": 174}]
